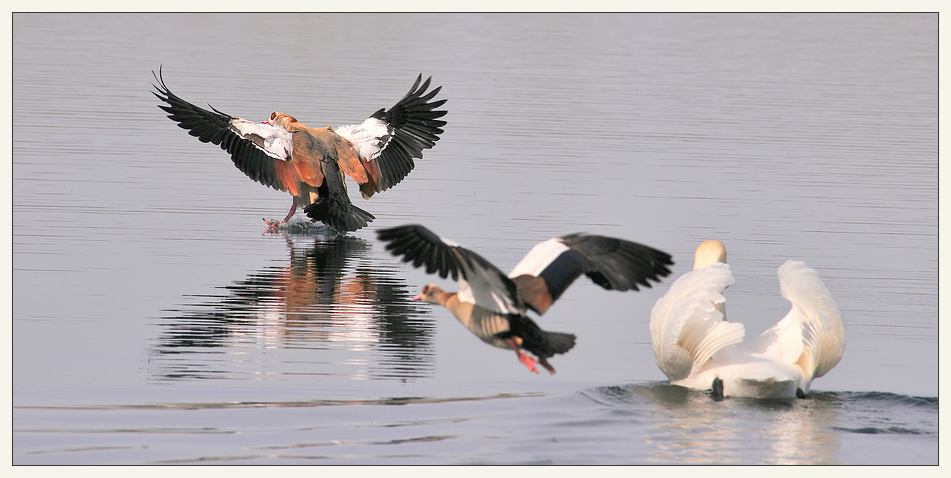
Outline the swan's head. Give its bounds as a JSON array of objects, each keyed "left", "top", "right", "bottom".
[
  {"left": 694, "top": 240, "right": 727, "bottom": 270},
  {"left": 266, "top": 112, "right": 297, "bottom": 128},
  {"left": 413, "top": 284, "right": 446, "bottom": 305}
]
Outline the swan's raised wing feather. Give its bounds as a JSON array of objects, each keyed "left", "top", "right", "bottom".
[
  {"left": 777, "top": 260, "right": 846, "bottom": 384},
  {"left": 649, "top": 262, "right": 744, "bottom": 382}
]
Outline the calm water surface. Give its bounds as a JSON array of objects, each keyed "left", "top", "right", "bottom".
[{"left": 12, "top": 13, "right": 937, "bottom": 465}]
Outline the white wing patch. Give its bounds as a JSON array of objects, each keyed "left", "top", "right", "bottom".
[
  {"left": 439, "top": 235, "right": 463, "bottom": 248},
  {"left": 229, "top": 119, "right": 293, "bottom": 160},
  {"left": 508, "top": 238, "right": 569, "bottom": 278},
  {"left": 335, "top": 117, "right": 391, "bottom": 161}
]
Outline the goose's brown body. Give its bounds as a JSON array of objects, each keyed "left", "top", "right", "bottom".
[{"left": 153, "top": 70, "right": 447, "bottom": 232}]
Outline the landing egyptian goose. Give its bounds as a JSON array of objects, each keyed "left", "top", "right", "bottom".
[
  {"left": 377, "top": 224, "right": 673, "bottom": 374},
  {"left": 650, "top": 240, "right": 846, "bottom": 398},
  {"left": 152, "top": 68, "right": 447, "bottom": 232}
]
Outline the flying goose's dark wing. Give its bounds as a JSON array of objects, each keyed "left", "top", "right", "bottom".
[
  {"left": 377, "top": 224, "right": 521, "bottom": 315},
  {"left": 508, "top": 234, "right": 674, "bottom": 314}
]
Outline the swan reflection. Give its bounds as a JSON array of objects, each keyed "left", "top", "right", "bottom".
[
  {"left": 593, "top": 384, "right": 842, "bottom": 464},
  {"left": 151, "top": 230, "right": 434, "bottom": 382}
]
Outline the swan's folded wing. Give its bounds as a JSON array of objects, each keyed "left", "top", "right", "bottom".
[
  {"left": 649, "top": 263, "right": 743, "bottom": 381},
  {"left": 776, "top": 260, "right": 846, "bottom": 381},
  {"left": 377, "top": 224, "right": 522, "bottom": 315}
]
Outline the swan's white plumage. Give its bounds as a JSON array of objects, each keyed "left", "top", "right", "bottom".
[
  {"left": 650, "top": 262, "right": 743, "bottom": 382},
  {"left": 770, "top": 260, "right": 845, "bottom": 392},
  {"left": 650, "top": 242, "right": 845, "bottom": 398}
]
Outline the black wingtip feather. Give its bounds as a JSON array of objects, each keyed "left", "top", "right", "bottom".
[
  {"left": 556, "top": 234, "right": 674, "bottom": 293},
  {"left": 152, "top": 66, "right": 288, "bottom": 194},
  {"left": 370, "top": 75, "right": 448, "bottom": 192},
  {"left": 376, "top": 224, "right": 468, "bottom": 281}
]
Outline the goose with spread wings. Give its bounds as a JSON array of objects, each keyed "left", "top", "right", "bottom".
[
  {"left": 377, "top": 224, "right": 673, "bottom": 374},
  {"left": 650, "top": 240, "right": 846, "bottom": 398},
  {"left": 152, "top": 68, "right": 447, "bottom": 232}
]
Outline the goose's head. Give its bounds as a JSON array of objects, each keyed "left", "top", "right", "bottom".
[
  {"left": 266, "top": 112, "right": 297, "bottom": 128},
  {"left": 694, "top": 240, "right": 727, "bottom": 270},
  {"left": 413, "top": 284, "right": 447, "bottom": 305}
]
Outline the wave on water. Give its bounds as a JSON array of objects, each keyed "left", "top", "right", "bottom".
[
  {"left": 583, "top": 382, "right": 938, "bottom": 439},
  {"left": 13, "top": 391, "right": 548, "bottom": 412},
  {"left": 829, "top": 390, "right": 937, "bottom": 407},
  {"left": 831, "top": 426, "right": 929, "bottom": 435},
  {"left": 589, "top": 382, "right": 937, "bottom": 406}
]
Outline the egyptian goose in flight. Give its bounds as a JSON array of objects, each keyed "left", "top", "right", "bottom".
[
  {"left": 649, "top": 240, "right": 846, "bottom": 399},
  {"left": 152, "top": 68, "right": 447, "bottom": 232},
  {"left": 377, "top": 224, "right": 673, "bottom": 374}
]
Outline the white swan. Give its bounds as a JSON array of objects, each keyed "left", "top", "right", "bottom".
[{"left": 649, "top": 240, "right": 845, "bottom": 398}]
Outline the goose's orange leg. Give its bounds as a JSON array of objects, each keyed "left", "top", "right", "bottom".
[{"left": 264, "top": 200, "right": 298, "bottom": 233}]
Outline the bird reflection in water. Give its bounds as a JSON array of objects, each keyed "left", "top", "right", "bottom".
[
  {"left": 151, "top": 227, "right": 434, "bottom": 382},
  {"left": 591, "top": 384, "right": 841, "bottom": 464}
]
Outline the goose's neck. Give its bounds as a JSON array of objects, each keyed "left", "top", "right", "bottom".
[{"left": 439, "top": 291, "right": 461, "bottom": 310}]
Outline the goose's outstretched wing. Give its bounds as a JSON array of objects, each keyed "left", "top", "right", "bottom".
[
  {"left": 508, "top": 234, "right": 674, "bottom": 315},
  {"left": 377, "top": 224, "right": 521, "bottom": 315},
  {"left": 152, "top": 68, "right": 296, "bottom": 193},
  {"left": 336, "top": 74, "right": 448, "bottom": 194}
]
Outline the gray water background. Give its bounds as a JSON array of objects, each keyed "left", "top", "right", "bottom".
[{"left": 12, "top": 13, "right": 938, "bottom": 464}]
